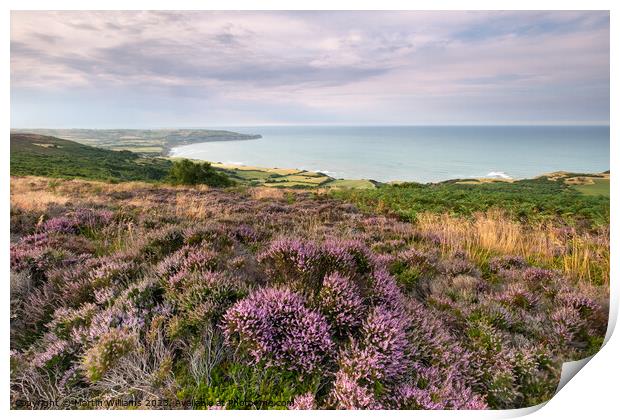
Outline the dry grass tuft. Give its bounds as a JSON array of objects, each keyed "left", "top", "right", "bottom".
[
  {"left": 250, "top": 187, "right": 285, "bottom": 201},
  {"left": 416, "top": 210, "right": 609, "bottom": 287}
]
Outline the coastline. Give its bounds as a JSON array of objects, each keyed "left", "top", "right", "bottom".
[
  {"left": 170, "top": 155, "right": 610, "bottom": 191},
  {"left": 162, "top": 134, "right": 261, "bottom": 157}
]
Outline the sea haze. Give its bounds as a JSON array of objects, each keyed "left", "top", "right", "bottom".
[{"left": 170, "top": 126, "right": 610, "bottom": 183}]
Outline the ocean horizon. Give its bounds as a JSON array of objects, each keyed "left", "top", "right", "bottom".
[{"left": 170, "top": 125, "right": 610, "bottom": 183}]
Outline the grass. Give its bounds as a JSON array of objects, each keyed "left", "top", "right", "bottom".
[
  {"left": 415, "top": 210, "right": 609, "bottom": 286},
  {"left": 278, "top": 175, "right": 331, "bottom": 185},
  {"left": 215, "top": 165, "right": 341, "bottom": 188},
  {"left": 262, "top": 181, "right": 317, "bottom": 188},
  {"left": 573, "top": 178, "right": 610, "bottom": 197},
  {"left": 226, "top": 170, "right": 276, "bottom": 181},
  {"left": 211, "top": 164, "right": 302, "bottom": 176},
  {"left": 322, "top": 179, "right": 378, "bottom": 189}
]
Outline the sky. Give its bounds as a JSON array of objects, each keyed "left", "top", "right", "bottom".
[{"left": 10, "top": 11, "right": 610, "bottom": 128}]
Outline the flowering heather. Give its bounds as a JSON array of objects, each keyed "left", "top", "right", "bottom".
[
  {"left": 439, "top": 256, "right": 480, "bottom": 277},
  {"left": 318, "top": 273, "right": 365, "bottom": 332},
  {"left": 156, "top": 244, "right": 220, "bottom": 288},
  {"left": 522, "top": 267, "right": 557, "bottom": 284},
  {"left": 488, "top": 255, "right": 528, "bottom": 273},
  {"left": 399, "top": 248, "right": 437, "bottom": 269},
  {"left": 229, "top": 224, "right": 261, "bottom": 243},
  {"left": 289, "top": 393, "right": 316, "bottom": 410},
  {"left": 338, "top": 306, "right": 410, "bottom": 392},
  {"left": 72, "top": 208, "right": 114, "bottom": 229},
  {"left": 495, "top": 283, "right": 539, "bottom": 310},
  {"left": 9, "top": 178, "right": 609, "bottom": 409},
  {"left": 356, "top": 306, "right": 409, "bottom": 381},
  {"left": 393, "top": 384, "right": 444, "bottom": 409},
  {"left": 329, "top": 371, "right": 382, "bottom": 410},
  {"left": 42, "top": 208, "right": 114, "bottom": 235},
  {"left": 30, "top": 332, "right": 72, "bottom": 369},
  {"left": 258, "top": 238, "right": 322, "bottom": 284},
  {"left": 43, "top": 216, "right": 79, "bottom": 234},
  {"left": 89, "top": 258, "right": 141, "bottom": 288},
  {"left": 322, "top": 238, "right": 371, "bottom": 275},
  {"left": 367, "top": 268, "right": 404, "bottom": 308},
  {"left": 222, "top": 287, "right": 334, "bottom": 373},
  {"left": 138, "top": 226, "right": 185, "bottom": 260}
]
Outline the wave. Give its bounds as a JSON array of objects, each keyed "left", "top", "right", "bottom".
[{"left": 486, "top": 171, "right": 512, "bottom": 179}]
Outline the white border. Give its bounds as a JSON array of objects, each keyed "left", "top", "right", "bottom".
[{"left": 2, "top": 1, "right": 617, "bottom": 419}]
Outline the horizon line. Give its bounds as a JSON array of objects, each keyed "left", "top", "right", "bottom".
[{"left": 11, "top": 122, "right": 611, "bottom": 130}]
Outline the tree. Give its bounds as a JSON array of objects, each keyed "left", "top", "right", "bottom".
[{"left": 168, "top": 159, "right": 233, "bottom": 187}]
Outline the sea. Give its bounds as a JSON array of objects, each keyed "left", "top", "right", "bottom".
[{"left": 170, "top": 125, "right": 610, "bottom": 183}]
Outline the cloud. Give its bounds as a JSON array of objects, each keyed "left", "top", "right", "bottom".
[{"left": 10, "top": 11, "right": 610, "bottom": 127}]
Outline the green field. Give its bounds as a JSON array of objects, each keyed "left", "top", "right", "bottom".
[
  {"left": 281, "top": 174, "right": 331, "bottom": 185},
  {"left": 322, "top": 179, "right": 378, "bottom": 189},
  {"left": 573, "top": 178, "right": 610, "bottom": 197}
]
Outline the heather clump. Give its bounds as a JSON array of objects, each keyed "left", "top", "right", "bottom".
[
  {"left": 318, "top": 273, "right": 366, "bottom": 332},
  {"left": 258, "top": 238, "right": 323, "bottom": 287},
  {"left": 43, "top": 216, "right": 79, "bottom": 234},
  {"left": 289, "top": 392, "right": 317, "bottom": 410},
  {"left": 156, "top": 244, "right": 220, "bottom": 286},
  {"left": 166, "top": 271, "right": 247, "bottom": 340},
  {"left": 222, "top": 287, "right": 334, "bottom": 373},
  {"left": 339, "top": 306, "right": 409, "bottom": 384},
  {"left": 329, "top": 370, "right": 382, "bottom": 409},
  {"left": 82, "top": 328, "right": 137, "bottom": 382},
  {"left": 10, "top": 178, "right": 608, "bottom": 409},
  {"left": 259, "top": 237, "right": 373, "bottom": 292},
  {"left": 138, "top": 226, "right": 185, "bottom": 261},
  {"left": 322, "top": 238, "right": 371, "bottom": 275},
  {"left": 488, "top": 255, "right": 527, "bottom": 273},
  {"left": 89, "top": 258, "right": 141, "bottom": 289},
  {"left": 41, "top": 208, "right": 114, "bottom": 235}
]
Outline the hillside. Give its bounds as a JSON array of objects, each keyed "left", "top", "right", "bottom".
[
  {"left": 10, "top": 133, "right": 375, "bottom": 189},
  {"left": 10, "top": 133, "right": 172, "bottom": 182},
  {"left": 10, "top": 128, "right": 262, "bottom": 156},
  {"left": 9, "top": 175, "right": 608, "bottom": 409},
  {"left": 331, "top": 173, "right": 610, "bottom": 228}
]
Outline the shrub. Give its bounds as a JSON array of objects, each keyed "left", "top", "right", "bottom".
[
  {"left": 289, "top": 393, "right": 316, "bottom": 410},
  {"left": 318, "top": 273, "right": 365, "bottom": 332},
  {"left": 168, "top": 159, "right": 233, "bottom": 187},
  {"left": 89, "top": 258, "right": 141, "bottom": 289},
  {"left": 82, "top": 329, "right": 136, "bottom": 382},
  {"left": 337, "top": 306, "right": 410, "bottom": 400},
  {"left": 329, "top": 371, "right": 382, "bottom": 410},
  {"left": 165, "top": 271, "right": 247, "bottom": 339},
  {"left": 222, "top": 287, "right": 333, "bottom": 373},
  {"left": 139, "top": 227, "right": 185, "bottom": 261},
  {"left": 488, "top": 255, "right": 527, "bottom": 273},
  {"left": 258, "top": 238, "right": 323, "bottom": 287},
  {"left": 156, "top": 245, "right": 220, "bottom": 288},
  {"left": 322, "top": 238, "right": 371, "bottom": 275}
]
